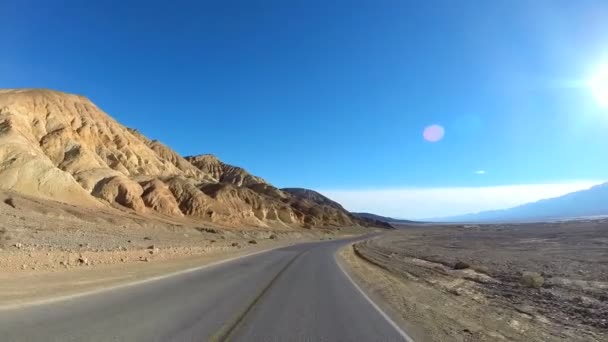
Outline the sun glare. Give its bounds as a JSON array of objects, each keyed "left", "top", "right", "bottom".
[{"left": 589, "top": 66, "right": 608, "bottom": 108}]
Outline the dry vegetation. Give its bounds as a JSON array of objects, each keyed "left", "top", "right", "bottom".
[{"left": 343, "top": 221, "right": 608, "bottom": 342}]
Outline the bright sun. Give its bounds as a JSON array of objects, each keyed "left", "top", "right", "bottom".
[{"left": 589, "top": 66, "right": 608, "bottom": 108}]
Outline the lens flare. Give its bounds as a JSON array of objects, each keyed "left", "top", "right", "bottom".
[
  {"left": 589, "top": 66, "right": 608, "bottom": 108},
  {"left": 423, "top": 124, "right": 445, "bottom": 142}
]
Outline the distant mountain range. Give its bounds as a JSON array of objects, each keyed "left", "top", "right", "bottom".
[{"left": 434, "top": 182, "right": 608, "bottom": 222}]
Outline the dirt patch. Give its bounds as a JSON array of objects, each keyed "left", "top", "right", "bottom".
[{"left": 340, "top": 221, "right": 608, "bottom": 342}]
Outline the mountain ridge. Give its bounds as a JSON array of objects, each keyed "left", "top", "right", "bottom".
[
  {"left": 433, "top": 182, "right": 608, "bottom": 222},
  {"left": 0, "top": 88, "right": 380, "bottom": 229},
  {"left": 352, "top": 212, "right": 420, "bottom": 224}
]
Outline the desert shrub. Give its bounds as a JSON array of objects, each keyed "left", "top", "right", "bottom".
[
  {"left": 453, "top": 261, "right": 470, "bottom": 270},
  {"left": 197, "top": 227, "right": 219, "bottom": 234},
  {"left": 3, "top": 198, "right": 15, "bottom": 208},
  {"left": 521, "top": 271, "right": 544, "bottom": 288},
  {"left": 0, "top": 228, "right": 8, "bottom": 247}
]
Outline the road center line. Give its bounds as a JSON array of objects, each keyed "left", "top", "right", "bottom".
[{"left": 210, "top": 249, "right": 309, "bottom": 342}]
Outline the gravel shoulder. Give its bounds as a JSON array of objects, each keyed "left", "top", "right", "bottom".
[
  {"left": 339, "top": 222, "right": 608, "bottom": 342},
  {"left": 0, "top": 241, "right": 295, "bottom": 308}
]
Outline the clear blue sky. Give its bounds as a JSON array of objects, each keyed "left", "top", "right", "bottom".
[{"left": 3, "top": 1, "right": 608, "bottom": 216}]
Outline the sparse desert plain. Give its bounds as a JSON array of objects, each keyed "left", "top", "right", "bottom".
[{"left": 341, "top": 221, "right": 608, "bottom": 342}]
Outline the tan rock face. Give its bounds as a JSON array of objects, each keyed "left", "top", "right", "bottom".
[
  {"left": 0, "top": 98, "right": 100, "bottom": 207},
  {"left": 128, "top": 131, "right": 212, "bottom": 182},
  {"left": 185, "top": 154, "right": 266, "bottom": 186},
  {"left": 164, "top": 177, "right": 214, "bottom": 217},
  {"left": 91, "top": 175, "right": 146, "bottom": 211},
  {"left": 0, "top": 89, "right": 370, "bottom": 229},
  {"left": 139, "top": 178, "right": 183, "bottom": 216}
]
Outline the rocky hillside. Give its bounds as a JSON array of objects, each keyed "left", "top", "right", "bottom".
[
  {"left": 185, "top": 154, "right": 266, "bottom": 186},
  {"left": 352, "top": 212, "right": 418, "bottom": 225},
  {"left": 281, "top": 188, "right": 347, "bottom": 211},
  {"left": 0, "top": 89, "right": 379, "bottom": 229}
]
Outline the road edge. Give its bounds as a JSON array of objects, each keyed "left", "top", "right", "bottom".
[{"left": 334, "top": 244, "right": 415, "bottom": 342}]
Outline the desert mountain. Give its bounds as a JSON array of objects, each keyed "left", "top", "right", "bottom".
[
  {"left": 185, "top": 154, "right": 266, "bottom": 187},
  {"left": 0, "top": 89, "right": 379, "bottom": 229},
  {"left": 435, "top": 182, "right": 608, "bottom": 222},
  {"left": 282, "top": 188, "right": 347, "bottom": 211},
  {"left": 352, "top": 212, "right": 419, "bottom": 224}
]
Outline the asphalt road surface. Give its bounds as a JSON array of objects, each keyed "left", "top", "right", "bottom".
[{"left": 0, "top": 236, "right": 412, "bottom": 342}]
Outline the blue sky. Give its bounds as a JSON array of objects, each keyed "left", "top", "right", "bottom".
[{"left": 3, "top": 1, "right": 608, "bottom": 218}]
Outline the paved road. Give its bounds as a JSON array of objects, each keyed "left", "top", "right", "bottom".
[{"left": 0, "top": 236, "right": 411, "bottom": 342}]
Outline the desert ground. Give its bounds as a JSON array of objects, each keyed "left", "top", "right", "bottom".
[
  {"left": 0, "top": 190, "right": 368, "bottom": 307},
  {"left": 340, "top": 220, "right": 608, "bottom": 342}
]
